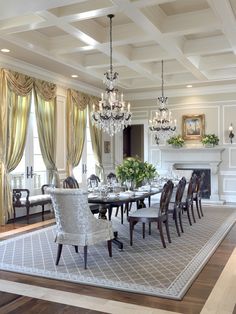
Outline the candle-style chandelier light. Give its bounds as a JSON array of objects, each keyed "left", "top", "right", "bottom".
[
  {"left": 149, "top": 60, "right": 177, "bottom": 143},
  {"left": 91, "top": 14, "right": 132, "bottom": 136}
]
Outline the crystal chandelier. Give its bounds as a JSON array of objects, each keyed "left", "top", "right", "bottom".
[
  {"left": 91, "top": 14, "right": 132, "bottom": 136},
  {"left": 149, "top": 60, "right": 177, "bottom": 143}
]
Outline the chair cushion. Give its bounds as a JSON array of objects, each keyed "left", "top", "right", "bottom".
[
  {"left": 19, "top": 194, "right": 51, "bottom": 205},
  {"left": 129, "top": 207, "right": 159, "bottom": 218}
]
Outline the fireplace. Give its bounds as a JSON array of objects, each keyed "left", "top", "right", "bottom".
[
  {"left": 177, "top": 168, "right": 211, "bottom": 199},
  {"left": 159, "top": 147, "right": 225, "bottom": 204}
]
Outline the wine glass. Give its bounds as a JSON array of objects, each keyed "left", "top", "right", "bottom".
[{"left": 126, "top": 179, "right": 132, "bottom": 191}]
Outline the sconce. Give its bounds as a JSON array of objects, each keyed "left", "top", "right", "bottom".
[{"left": 229, "top": 123, "right": 234, "bottom": 144}]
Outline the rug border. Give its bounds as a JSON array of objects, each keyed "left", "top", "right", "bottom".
[{"left": 0, "top": 210, "right": 236, "bottom": 300}]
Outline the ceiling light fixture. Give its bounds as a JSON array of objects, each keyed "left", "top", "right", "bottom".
[
  {"left": 91, "top": 14, "right": 132, "bottom": 136},
  {"left": 186, "top": 84, "right": 192, "bottom": 88},
  {"left": 71, "top": 74, "right": 78, "bottom": 78},
  {"left": 149, "top": 60, "right": 177, "bottom": 144},
  {"left": 1, "top": 48, "right": 10, "bottom": 53}
]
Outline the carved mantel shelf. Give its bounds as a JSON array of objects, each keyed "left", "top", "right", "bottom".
[{"left": 159, "top": 146, "right": 225, "bottom": 203}]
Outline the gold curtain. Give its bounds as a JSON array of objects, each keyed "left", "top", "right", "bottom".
[
  {"left": 88, "top": 96, "right": 104, "bottom": 180},
  {"left": 66, "top": 89, "right": 88, "bottom": 176},
  {"left": 0, "top": 69, "right": 33, "bottom": 225},
  {"left": 34, "top": 79, "right": 60, "bottom": 187}
]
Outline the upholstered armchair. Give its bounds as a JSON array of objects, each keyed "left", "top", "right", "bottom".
[{"left": 48, "top": 188, "right": 114, "bottom": 269}]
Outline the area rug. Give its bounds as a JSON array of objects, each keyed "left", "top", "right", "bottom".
[{"left": 0, "top": 206, "right": 235, "bottom": 300}]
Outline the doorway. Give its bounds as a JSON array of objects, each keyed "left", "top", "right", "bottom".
[{"left": 123, "top": 124, "right": 144, "bottom": 161}]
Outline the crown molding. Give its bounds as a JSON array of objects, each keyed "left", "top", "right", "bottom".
[{"left": 0, "top": 54, "right": 101, "bottom": 96}]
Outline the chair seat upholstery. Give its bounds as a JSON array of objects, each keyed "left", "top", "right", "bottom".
[
  {"left": 19, "top": 194, "right": 51, "bottom": 205},
  {"left": 129, "top": 207, "right": 159, "bottom": 218}
]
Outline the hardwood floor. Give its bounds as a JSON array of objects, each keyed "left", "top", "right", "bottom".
[{"left": 0, "top": 210, "right": 235, "bottom": 314}]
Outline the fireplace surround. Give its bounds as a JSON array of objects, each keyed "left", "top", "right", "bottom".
[{"left": 159, "top": 147, "right": 225, "bottom": 203}]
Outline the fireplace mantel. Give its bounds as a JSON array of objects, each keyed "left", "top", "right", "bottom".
[{"left": 159, "top": 146, "right": 225, "bottom": 203}]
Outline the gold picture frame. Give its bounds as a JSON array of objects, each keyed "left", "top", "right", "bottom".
[{"left": 182, "top": 114, "right": 205, "bottom": 140}]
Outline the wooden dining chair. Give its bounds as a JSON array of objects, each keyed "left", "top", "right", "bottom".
[
  {"left": 129, "top": 180, "right": 174, "bottom": 248},
  {"left": 181, "top": 174, "right": 198, "bottom": 225},
  {"left": 168, "top": 177, "right": 187, "bottom": 236},
  {"left": 193, "top": 173, "right": 205, "bottom": 218}
]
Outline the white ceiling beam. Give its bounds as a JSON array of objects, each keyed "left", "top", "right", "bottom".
[
  {"left": 207, "top": 0, "right": 236, "bottom": 54},
  {"left": 112, "top": 0, "right": 208, "bottom": 81},
  {"left": 184, "top": 35, "right": 232, "bottom": 56}
]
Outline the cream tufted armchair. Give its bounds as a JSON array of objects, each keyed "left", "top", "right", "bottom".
[{"left": 48, "top": 188, "right": 114, "bottom": 269}]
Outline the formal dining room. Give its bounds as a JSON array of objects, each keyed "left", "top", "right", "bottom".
[{"left": 0, "top": 1, "right": 236, "bottom": 313}]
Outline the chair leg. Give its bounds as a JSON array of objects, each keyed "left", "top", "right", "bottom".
[
  {"left": 174, "top": 212, "right": 180, "bottom": 237},
  {"left": 195, "top": 198, "right": 201, "bottom": 219},
  {"left": 191, "top": 203, "right": 196, "bottom": 223},
  {"left": 149, "top": 222, "right": 151, "bottom": 235},
  {"left": 158, "top": 220, "right": 166, "bottom": 248},
  {"left": 107, "top": 240, "right": 112, "bottom": 257},
  {"left": 142, "top": 222, "right": 145, "bottom": 239},
  {"left": 179, "top": 211, "right": 184, "bottom": 233},
  {"left": 199, "top": 199, "right": 204, "bottom": 217},
  {"left": 164, "top": 219, "right": 171, "bottom": 243},
  {"left": 56, "top": 244, "right": 63, "bottom": 265},
  {"left": 129, "top": 221, "right": 133, "bottom": 246},
  {"left": 42, "top": 205, "right": 45, "bottom": 221},
  {"left": 74, "top": 245, "right": 78, "bottom": 253},
  {"left": 84, "top": 245, "right": 88, "bottom": 269},
  {"left": 186, "top": 204, "right": 192, "bottom": 226},
  {"left": 115, "top": 207, "right": 119, "bottom": 217}
]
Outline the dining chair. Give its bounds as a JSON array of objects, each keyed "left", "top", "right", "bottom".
[
  {"left": 193, "top": 173, "right": 205, "bottom": 218},
  {"left": 63, "top": 176, "right": 79, "bottom": 188},
  {"left": 168, "top": 177, "right": 187, "bottom": 236},
  {"left": 48, "top": 188, "right": 114, "bottom": 269},
  {"left": 181, "top": 174, "right": 198, "bottom": 225},
  {"left": 87, "top": 174, "right": 100, "bottom": 188},
  {"left": 129, "top": 180, "right": 174, "bottom": 248},
  {"left": 63, "top": 176, "right": 100, "bottom": 214}
]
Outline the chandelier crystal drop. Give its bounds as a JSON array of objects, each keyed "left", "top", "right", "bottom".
[
  {"left": 91, "top": 14, "right": 132, "bottom": 136},
  {"left": 149, "top": 60, "right": 177, "bottom": 143}
]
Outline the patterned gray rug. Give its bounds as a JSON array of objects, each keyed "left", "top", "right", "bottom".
[{"left": 0, "top": 206, "right": 235, "bottom": 300}]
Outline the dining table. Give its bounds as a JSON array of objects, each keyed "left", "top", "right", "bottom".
[{"left": 88, "top": 187, "right": 163, "bottom": 250}]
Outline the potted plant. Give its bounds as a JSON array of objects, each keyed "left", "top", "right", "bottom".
[
  {"left": 167, "top": 135, "right": 185, "bottom": 148},
  {"left": 201, "top": 134, "right": 219, "bottom": 147},
  {"left": 116, "top": 157, "right": 157, "bottom": 188}
]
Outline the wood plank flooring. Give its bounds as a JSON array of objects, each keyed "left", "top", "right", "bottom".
[{"left": 0, "top": 210, "right": 235, "bottom": 314}]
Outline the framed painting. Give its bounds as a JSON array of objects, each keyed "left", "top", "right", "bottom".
[{"left": 182, "top": 114, "right": 205, "bottom": 140}]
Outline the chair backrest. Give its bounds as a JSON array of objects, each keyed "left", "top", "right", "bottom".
[
  {"left": 48, "top": 188, "right": 96, "bottom": 236},
  {"left": 196, "top": 172, "right": 205, "bottom": 196},
  {"left": 63, "top": 176, "right": 79, "bottom": 189},
  {"left": 107, "top": 172, "right": 118, "bottom": 184},
  {"left": 186, "top": 174, "right": 198, "bottom": 199},
  {"left": 175, "top": 177, "right": 187, "bottom": 206},
  {"left": 87, "top": 174, "right": 100, "bottom": 188},
  {"left": 159, "top": 180, "right": 174, "bottom": 214}
]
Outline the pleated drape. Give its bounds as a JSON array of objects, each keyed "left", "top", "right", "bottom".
[
  {"left": 0, "top": 69, "right": 33, "bottom": 225},
  {"left": 66, "top": 89, "right": 88, "bottom": 176},
  {"left": 34, "top": 79, "right": 60, "bottom": 187},
  {"left": 88, "top": 96, "right": 104, "bottom": 180}
]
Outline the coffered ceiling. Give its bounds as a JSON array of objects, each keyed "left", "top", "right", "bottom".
[{"left": 0, "top": 0, "right": 236, "bottom": 98}]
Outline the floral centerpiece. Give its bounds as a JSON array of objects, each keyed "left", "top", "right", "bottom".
[
  {"left": 116, "top": 157, "right": 157, "bottom": 188},
  {"left": 167, "top": 135, "right": 185, "bottom": 148},
  {"left": 201, "top": 134, "right": 219, "bottom": 146}
]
